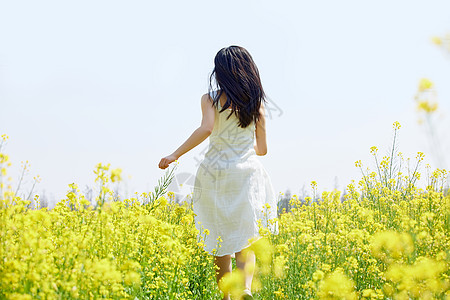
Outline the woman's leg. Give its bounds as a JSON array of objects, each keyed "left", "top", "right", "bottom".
[
  {"left": 214, "top": 254, "right": 232, "bottom": 300},
  {"left": 235, "top": 249, "right": 256, "bottom": 291}
]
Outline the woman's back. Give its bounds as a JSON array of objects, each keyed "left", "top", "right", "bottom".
[
  {"left": 205, "top": 90, "right": 257, "bottom": 167},
  {"left": 193, "top": 89, "right": 278, "bottom": 257}
]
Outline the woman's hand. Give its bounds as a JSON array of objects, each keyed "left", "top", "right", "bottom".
[{"left": 158, "top": 154, "right": 178, "bottom": 169}]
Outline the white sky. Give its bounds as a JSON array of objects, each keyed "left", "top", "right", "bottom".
[{"left": 1, "top": 0, "right": 449, "bottom": 207}]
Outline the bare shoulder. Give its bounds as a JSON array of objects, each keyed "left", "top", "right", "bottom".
[{"left": 201, "top": 93, "right": 214, "bottom": 105}]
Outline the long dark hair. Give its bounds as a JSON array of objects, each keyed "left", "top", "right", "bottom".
[{"left": 208, "top": 45, "right": 267, "bottom": 128}]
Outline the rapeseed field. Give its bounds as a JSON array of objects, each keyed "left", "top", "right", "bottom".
[{"left": 0, "top": 124, "right": 449, "bottom": 299}]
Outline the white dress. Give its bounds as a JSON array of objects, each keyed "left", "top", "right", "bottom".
[{"left": 192, "top": 90, "right": 279, "bottom": 256}]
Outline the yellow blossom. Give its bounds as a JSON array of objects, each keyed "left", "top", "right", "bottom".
[
  {"left": 317, "top": 268, "right": 357, "bottom": 300},
  {"left": 418, "top": 78, "right": 433, "bottom": 92},
  {"left": 417, "top": 100, "right": 438, "bottom": 113},
  {"left": 110, "top": 168, "right": 122, "bottom": 182},
  {"left": 431, "top": 36, "right": 442, "bottom": 45}
]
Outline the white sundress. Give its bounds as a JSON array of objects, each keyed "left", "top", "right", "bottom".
[{"left": 192, "top": 90, "right": 279, "bottom": 257}]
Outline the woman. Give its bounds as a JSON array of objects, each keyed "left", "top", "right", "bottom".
[{"left": 159, "top": 45, "right": 278, "bottom": 300}]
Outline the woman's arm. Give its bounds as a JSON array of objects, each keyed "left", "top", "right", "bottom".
[
  {"left": 254, "top": 102, "right": 267, "bottom": 156},
  {"left": 158, "top": 94, "right": 215, "bottom": 169}
]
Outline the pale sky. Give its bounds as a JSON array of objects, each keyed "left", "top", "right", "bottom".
[{"left": 1, "top": 0, "right": 449, "bottom": 207}]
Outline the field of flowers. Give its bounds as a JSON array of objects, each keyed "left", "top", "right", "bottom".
[{"left": 0, "top": 122, "right": 449, "bottom": 299}]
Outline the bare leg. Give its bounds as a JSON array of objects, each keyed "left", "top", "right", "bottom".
[
  {"left": 235, "top": 249, "right": 256, "bottom": 291},
  {"left": 214, "top": 254, "right": 232, "bottom": 300}
]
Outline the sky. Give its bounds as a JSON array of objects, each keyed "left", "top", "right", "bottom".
[{"left": 1, "top": 0, "right": 449, "bottom": 208}]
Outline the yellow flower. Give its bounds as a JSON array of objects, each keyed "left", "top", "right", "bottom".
[
  {"left": 431, "top": 36, "right": 442, "bottom": 45},
  {"left": 312, "top": 269, "right": 325, "bottom": 282},
  {"left": 418, "top": 78, "right": 433, "bottom": 92},
  {"left": 417, "top": 100, "right": 438, "bottom": 113},
  {"left": 244, "top": 237, "right": 273, "bottom": 274},
  {"left": 276, "top": 243, "right": 289, "bottom": 254},
  {"left": 416, "top": 152, "right": 425, "bottom": 161},
  {"left": 156, "top": 196, "right": 168, "bottom": 207},
  {"left": 385, "top": 257, "right": 447, "bottom": 297},
  {"left": 370, "top": 146, "right": 378, "bottom": 155},
  {"left": 167, "top": 191, "right": 175, "bottom": 200},
  {"left": 274, "top": 288, "right": 285, "bottom": 299},
  {"left": 393, "top": 121, "right": 401, "bottom": 130},
  {"left": 361, "top": 288, "right": 376, "bottom": 298},
  {"left": 370, "top": 230, "right": 414, "bottom": 261},
  {"left": 123, "top": 271, "right": 141, "bottom": 285},
  {"left": 110, "top": 168, "right": 122, "bottom": 182},
  {"left": 218, "top": 269, "right": 245, "bottom": 299},
  {"left": 0, "top": 153, "right": 9, "bottom": 164},
  {"left": 317, "top": 268, "right": 357, "bottom": 300},
  {"left": 273, "top": 255, "right": 287, "bottom": 278}
]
